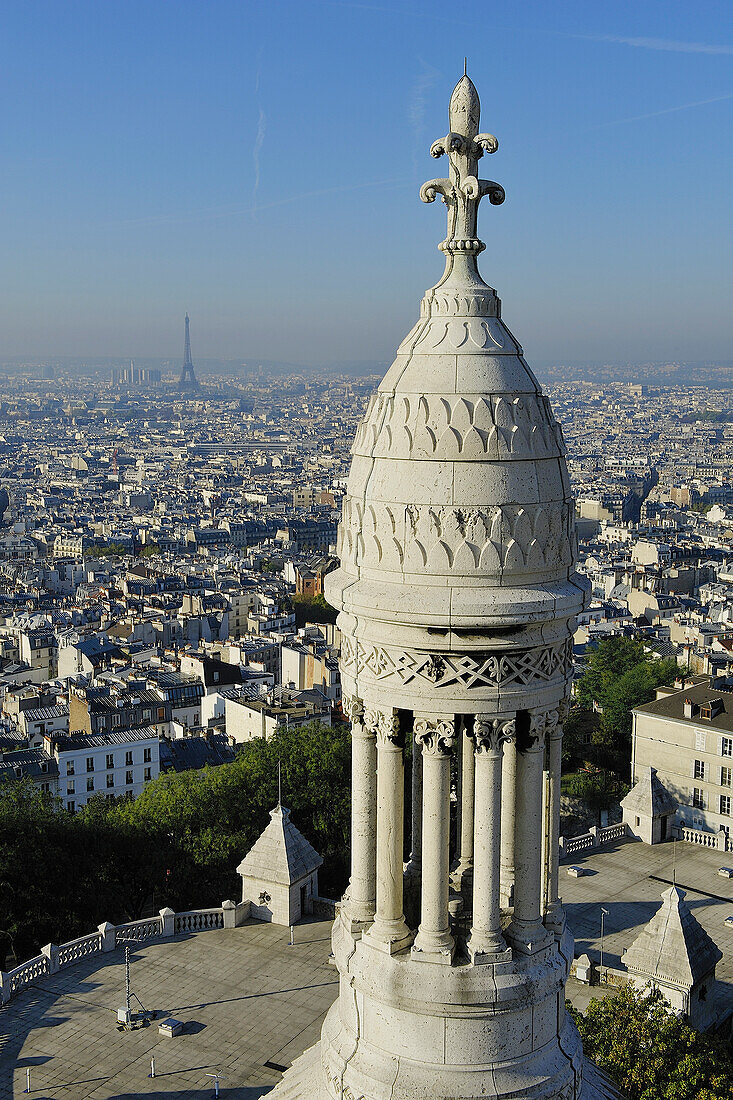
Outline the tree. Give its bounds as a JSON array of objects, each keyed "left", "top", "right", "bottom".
[
  {"left": 576, "top": 637, "right": 678, "bottom": 774},
  {"left": 569, "top": 985, "right": 733, "bottom": 1100},
  {"left": 293, "top": 592, "right": 338, "bottom": 627},
  {"left": 0, "top": 782, "right": 85, "bottom": 967},
  {"left": 0, "top": 723, "right": 352, "bottom": 966}
]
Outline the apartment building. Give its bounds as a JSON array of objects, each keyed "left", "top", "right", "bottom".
[{"left": 632, "top": 678, "right": 733, "bottom": 837}]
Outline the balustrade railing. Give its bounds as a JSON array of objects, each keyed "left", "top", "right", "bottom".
[
  {"left": 559, "top": 822, "right": 629, "bottom": 860},
  {"left": 58, "top": 931, "right": 103, "bottom": 967},
  {"left": 0, "top": 899, "right": 246, "bottom": 1007},
  {"left": 174, "top": 908, "right": 224, "bottom": 934},
  {"left": 115, "top": 917, "right": 162, "bottom": 946},
  {"left": 673, "top": 824, "right": 728, "bottom": 851}
]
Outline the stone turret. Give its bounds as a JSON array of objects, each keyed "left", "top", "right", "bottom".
[
  {"left": 269, "top": 72, "right": 606, "bottom": 1100},
  {"left": 623, "top": 885, "right": 722, "bottom": 1031}
]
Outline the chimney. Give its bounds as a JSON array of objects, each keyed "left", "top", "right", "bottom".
[{"left": 683, "top": 698, "right": 694, "bottom": 718}]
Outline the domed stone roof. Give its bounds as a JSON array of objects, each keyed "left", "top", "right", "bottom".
[{"left": 326, "top": 74, "right": 587, "bottom": 715}]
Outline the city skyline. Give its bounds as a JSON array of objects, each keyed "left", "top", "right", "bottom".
[{"left": 1, "top": 0, "right": 732, "bottom": 367}]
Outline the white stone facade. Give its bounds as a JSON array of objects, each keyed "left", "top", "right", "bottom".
[{"left": 269, "top": 73, "right": 600, "bottom": 1100}]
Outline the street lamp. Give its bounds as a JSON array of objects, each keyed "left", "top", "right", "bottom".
[{"left": 600, "top": 906, "right": 609, "bottom": 981}]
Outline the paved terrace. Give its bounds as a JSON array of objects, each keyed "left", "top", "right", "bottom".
[
  {"left": 2, "top": 840, "right": 732, "bottom": 1097},
  {"left": 0, "top": 919, "right": 337, "bottom": 1100},
  {"left": 562, "top": 836, "right": 733, "bottom": 1014}
]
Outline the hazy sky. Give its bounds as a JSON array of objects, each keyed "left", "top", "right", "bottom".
[{"left": 1, "top": 0, "right": 731, "bottom": 366}]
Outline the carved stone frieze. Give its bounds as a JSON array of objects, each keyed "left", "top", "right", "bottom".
[
  {"left": 337, "top": 497, "right": 572, "bottom": 576},
  {"left": 340, "top": 637, "right": 572, "bottom": 691},
  {"left": 352, "top": 390, "right": 564, "bottom": 462},
  {"left": 414, "top": 717, "right": 455, "bottom": 756}
]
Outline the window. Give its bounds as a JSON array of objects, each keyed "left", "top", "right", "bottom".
[
  {"left": 721, "top": 795, "right": 731, "bottom": 816},
  {"left": 722, "top": 767, "right": 732, "bottom": 788},
  {"left": 696, "top": 731, "right": 707, "bottom": 751},
  {"left": 693, "top": 788, "right": 705, "bottom": 810},
  {"left": 66, "top": 781, "right": 75, "bottom": 795},
  {"left": 125, "top": 751, "right": 133, "bottom": 766},
  {"left": 126, "top": 770, "right": 133, "bottom": 785},
  {"left": 86, "top": 757, "right": 94, "bottom": 772},
  {"left": 143, "top": 747, "right": 151, "bottom": 763},
  {"left": 157, "top": 707, "right": 165, "bottom": 720},
  {"left": 106, "top": 774, "right": 114, "bottom": 788},
  {"left": 722, "top": 737, "right": 733, "bottom": 757},
  {"left": 86, "top": 777, "right": 94, "bottom": 792},
  {"left": 106, "top": 753, "right": 114, "bottom": 769},
  {"left": 144, "top": 767, "right": 152, "bottom": 781},
  {"left": 694, "top": 759, "right": 705, "bottom": 780},
  {"left": 67, "top": 801, "right": 75, "bottom": 813},
  {"left": 635, "top": 816, "right": 640, "bottom": 827},
  {"left": 66, "top": 761, "right": 75, "bottom": 776},
  {"left": 143, "top": 709, "right": 152, "bottom": 721}
]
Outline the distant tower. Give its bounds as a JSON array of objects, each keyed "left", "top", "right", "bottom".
[{"left": 179, "top": 313, "right": 199, "bottom": 389}]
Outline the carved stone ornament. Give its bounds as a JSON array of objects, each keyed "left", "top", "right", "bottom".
[
  {"left": 472, "top": 716, "right": 515, "bottom": 754},
  {"left": 376, "top": 710, "right": 402, "bottom": 747},
  {"left": 338, "top": 496, "right": 572, "bottom": 577},
  {"left": 363, "top": 708, "right": 381, "bottom": 736},
  {"left": 414, "top": 717, "right": 455, "bottom": 756},
  {"left": 420, "top": 69, "right": 504, "bottom": 257},
  {"left": 352, "top": 391, "right": 564, "bottom": 464},
  {"left": 513, "top": 707, "right": 561, "bottom": 753},
  {"left": 342, "top": 694, "right": 365, "bottom": 723},
  {"left": 340, "top": 636, "right": 572, "bottom": 692}
]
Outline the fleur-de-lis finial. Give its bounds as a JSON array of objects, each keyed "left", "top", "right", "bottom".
[{"left": 420, "top": 72, "right": 504, "bottom": 274}]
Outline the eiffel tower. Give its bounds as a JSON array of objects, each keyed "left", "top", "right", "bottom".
[{"left": 179, "top": 313, "right": 199, "bottom": 390}]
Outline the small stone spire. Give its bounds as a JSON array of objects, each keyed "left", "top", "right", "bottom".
[{"left": 420, "top": 71, "right": 504, "bottom": 284}]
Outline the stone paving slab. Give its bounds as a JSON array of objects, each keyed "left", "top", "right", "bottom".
[{"left": 0, "top": 919, "right": 338, "bottom": 1099}]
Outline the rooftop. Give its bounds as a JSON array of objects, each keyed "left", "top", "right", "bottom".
[
  {"left": 561, "top": 836, "right": 733, "bottom": 1019},
  {"left": 0, "top": 919, "right": 337, "bottom": 1099},
  {"left": 633, "top": 681, "right": 733, "bottom": 731}
]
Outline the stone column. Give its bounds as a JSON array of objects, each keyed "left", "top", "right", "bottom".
[
  {"left": 499, "top": 738, "right": 516, "bottom": 907},
  {"left": 453, "top": 719, "right": 475, "bottom": 888},
  {"left": 467, "top": 717, "right": 512, "bottom": 962},
  {"left": 406, "top": 727, "right": 423, "bottom": 878},
  {"left": 343, "top": 696, "right": 377, "bottom": 930},
  {"left": 508, "top": 710, "right": 552, "bottom": 954},
  {"left": 412, "top": 718, "right": 455, "bottom": 964},
  {"left": 364, "top": 709, "right": 412, "bottom": 954},
  {"left": 543, "top": 707, "right": 564, "bottom": 934}
]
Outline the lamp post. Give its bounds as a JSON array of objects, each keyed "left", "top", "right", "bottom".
[{"left": 600, "top": 906, "right": 609, "bottom": 981}]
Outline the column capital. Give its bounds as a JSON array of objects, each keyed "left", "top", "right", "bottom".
[
  {"left": 516, "top": 707, "right": 560, "bottom": 753},
  {"left": 343, "top": 694, "right": 365, "bottom": 723},
  {"left": 366, "top": 708, "right": 402, "bottom": 748},
  {"left": 471, "top": 716, "right": 514, "bottom": 755},
  {"left": 414, "top": 717, "right": 455, "bottom": 756}
]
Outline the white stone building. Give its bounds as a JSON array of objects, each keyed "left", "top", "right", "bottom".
[
  {"left": 42, "top": 726, "right": 160, "bottom": 813},
  {"left": 631, "top": 678, "right": 733, "bottom": 838},
  {"left": 237, "top": 803, "right": 323, "bottom": 926}
]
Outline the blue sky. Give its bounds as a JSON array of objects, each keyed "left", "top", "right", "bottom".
[{"left": 0, "top": 0, "right": 731, "bottom": 366}]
